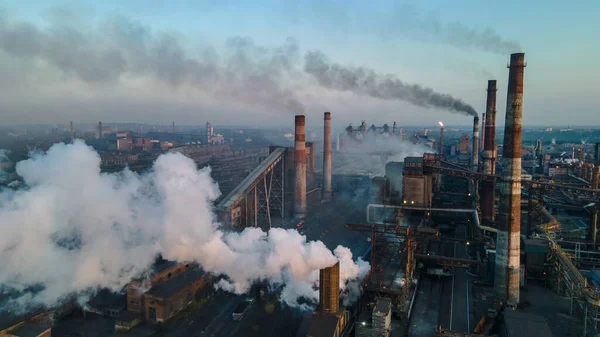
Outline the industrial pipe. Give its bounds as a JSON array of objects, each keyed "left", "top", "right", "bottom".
[
  {"left": 472, "top": 116, "right": 480, "bottom": 172},
  {"left": 323, "top": 112, "right": 332, "bottom": 201},
  {"left": 295, "top": 115, "right": 307, "bottom": 219},
  {"left": 480, "top": 113, "right": 486, "bottom": 151},
  {"left": 495, "top": 53, "right": 526, "bottom": 307},
  {"left": 481, "top": 80, "right": 498, "bottom": 225}
]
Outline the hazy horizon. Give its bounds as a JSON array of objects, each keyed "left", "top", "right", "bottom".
[{"left": 1, "top": 1, "right": 598, "bottom": 127}]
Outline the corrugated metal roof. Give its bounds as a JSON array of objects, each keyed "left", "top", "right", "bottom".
[{"left": 216, "top": 148, "right": 286, "bottom": 209}]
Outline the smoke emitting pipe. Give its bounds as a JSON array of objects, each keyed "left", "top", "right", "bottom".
[
  {"left": 323, "top": 112, "right": 332, "bottom": 201},
  {"left": 472, "top": 116, "right": 480, "bottom": 172},
  {"left": 495, "top": 53, "right": 526, "bottom": 307},
  {"left": 480, "top": 113, "right": 486, "bottom": 152},
  {"left": 295, "top": 115, "right": 307, "bottom": 219}
]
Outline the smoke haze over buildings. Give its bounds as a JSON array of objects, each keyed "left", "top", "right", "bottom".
[{"left": 0, "top": 142, "right": 368, "bottom": 311}]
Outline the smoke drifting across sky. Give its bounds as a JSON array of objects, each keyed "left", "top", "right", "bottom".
[
  {"left": 0, "top": 10, "right": 478, "bottom": 120},
  {"left": 283, "top": 2, "right": 522, "bottom": 56},
  {"left": 0, "top": 142, "right": 368, "bottom": 311},
  {"left": 304, "top": 51, "right": 478, "bottom": 116}
]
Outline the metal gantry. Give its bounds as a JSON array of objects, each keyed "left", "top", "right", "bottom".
[
  {"left": 256, "top": 157, "right": 284, "bottom": 230},
  {"left": 216, "top": 148, "right": 286, "bottom": 230}
]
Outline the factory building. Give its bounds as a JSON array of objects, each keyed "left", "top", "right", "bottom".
[
  {"left": 125, "top": 259, "right": 212, "bottom": 324},
  {"left": 402, "top": 156, "right": 432, "bottom": 207}
]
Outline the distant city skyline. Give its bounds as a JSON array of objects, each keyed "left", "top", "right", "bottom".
[{"left": 1, "top": 1, "right": 598, "bottom": 126}]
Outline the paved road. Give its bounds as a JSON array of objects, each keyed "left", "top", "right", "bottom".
[
  {"left": 438, "top": 224, "right": 475, "bottom": 334},
  {"left": 409, "top": 224, "right": 476, "bottom": 336}
]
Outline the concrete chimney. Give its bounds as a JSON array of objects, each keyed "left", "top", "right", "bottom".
[
  {"left": 70, "top": 121, "right": 74, "bottom": 144},
  {"left": 98, "top": 121, "right": 103, "bottom": 139},
  {"left": 480, "top": 113, "right": 486, "bottom": 150},
  {"left": 295, "top": 115, "right": 307, "bottom": 219},
  {"left": 323, "top": 112, "right": 332, "bottom": 201},
  {"left": 481, "top": 80, "right": 498, "bottom": 225},
  {"left": 319, "top": 262, "right": 340, "bottom": 314},
  {"left": 472, "top": 116, "right": 480, "bottom": 172},
  {"left": 206, "top": 121, "right": 212, "bottom": 145},
  {"left": 495, "top": 53, "right": 526, "bottom": 307},
  {"left": 439, "top": 124, "right": 445, "bottom": 160}
]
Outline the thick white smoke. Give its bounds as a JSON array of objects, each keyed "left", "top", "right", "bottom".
[
  {"left": 0, "top": 141, "right": 368, "bottom": 311},
  {"left": 336, "top": 132, "right": 432, "bottom": 176}
]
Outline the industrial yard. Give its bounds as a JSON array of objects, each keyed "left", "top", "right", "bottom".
[{"left": 1, "top": 2, "right": 599, "bottom": 335}]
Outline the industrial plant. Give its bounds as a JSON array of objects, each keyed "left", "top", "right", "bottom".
[{"left": 1, "top": 48, "right": 600, "bottom": 337}]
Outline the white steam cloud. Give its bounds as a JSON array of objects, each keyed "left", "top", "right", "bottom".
[{"left": 0, "top": 141, "right": 368, "bottom": 311}]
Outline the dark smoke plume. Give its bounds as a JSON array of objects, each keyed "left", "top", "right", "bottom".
[
  {"left": 0, "top": 14, "right": 305, "bottom": 115},
  {"left": 0, "top": 11, "right": 478, "bottom": 117},
  {"left": 304, "top": 51, "right": 478, "bottom": 116}
]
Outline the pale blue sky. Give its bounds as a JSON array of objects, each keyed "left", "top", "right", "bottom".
[{"left": 1, "top": 0, "right": 598, "bottom": 127}]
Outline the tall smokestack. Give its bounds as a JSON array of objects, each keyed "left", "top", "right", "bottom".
[
  {"left": 323, "top": 112, "right": 332, "bottom": 201},
  {"left": 319, "top": 261, "right": 340, "bottom": 314},
  {"left": 98, "top": 121, "right": 102, "bottom": 139},
  {"left": 439, "top": 122, "right": 445, "bottom": 160},
  {"left": 392, "top": 121, "right": 397, "bottom": 134},
  {"left": 172, "top": 121, "right": 175, "bottom": 134},
  {"left": 295, "top": 115, "right": 307, "bottom": 219},
  {"left": 70, "top": 121, "right": 74, "bottom": 144},
  {"left": 495, "top": 53, "right": 526, "bottom": 307},
  {"left": 336, "top": 133, "right": 340, "bottom": 152},
  {"left": 481, "top": 80, "right": 498, "bottom": 225},
  {"left": 206, "top": 121, "right": 211, "bottom": 145},
  {"left": 480, "top": 113, "right": 486, "bottom": 150},
  {"left": 472, "top": 116, "right": 480, "bottom": 172}
]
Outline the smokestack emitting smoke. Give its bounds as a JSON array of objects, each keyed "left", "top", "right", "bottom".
[
  {"left": 472, "top": 116, "right": 479, "bottom": 172},
  {"left": 206, "top": 121, "right": 212, "bottom": 145},
  {"left": 481, "top": 80, "right": 498, "bottom": 224},
  {"left": 323, "top": 112, "right": 332, "bottom": 202},
  {"left": 304, "top": 51, "right": 477, "bottom": 117},
  {"left": 319, "top": 262, "right": 340, "bottom": 314},
  {"left": 295, "top": 115, "right": 307, "bottom": 219},
  {"left": 495, "top": 53, "right": 526, "bottom": 307},
  {"left": 0, "top": 142, "right": 368, "bottom": 311},
  {"left": 480, "top": 113, "right": 486, "bottom": 150}
]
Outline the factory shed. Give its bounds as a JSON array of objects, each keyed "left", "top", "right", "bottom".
[
  {"left": 501, "top": 310, "right": 552, "bottom": 337},
  {"left": 142, "top": 266, "right": 210, "bottom": 323},
  {"left": 85, "top": 288, "right": 127, "bottom": 317}
]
